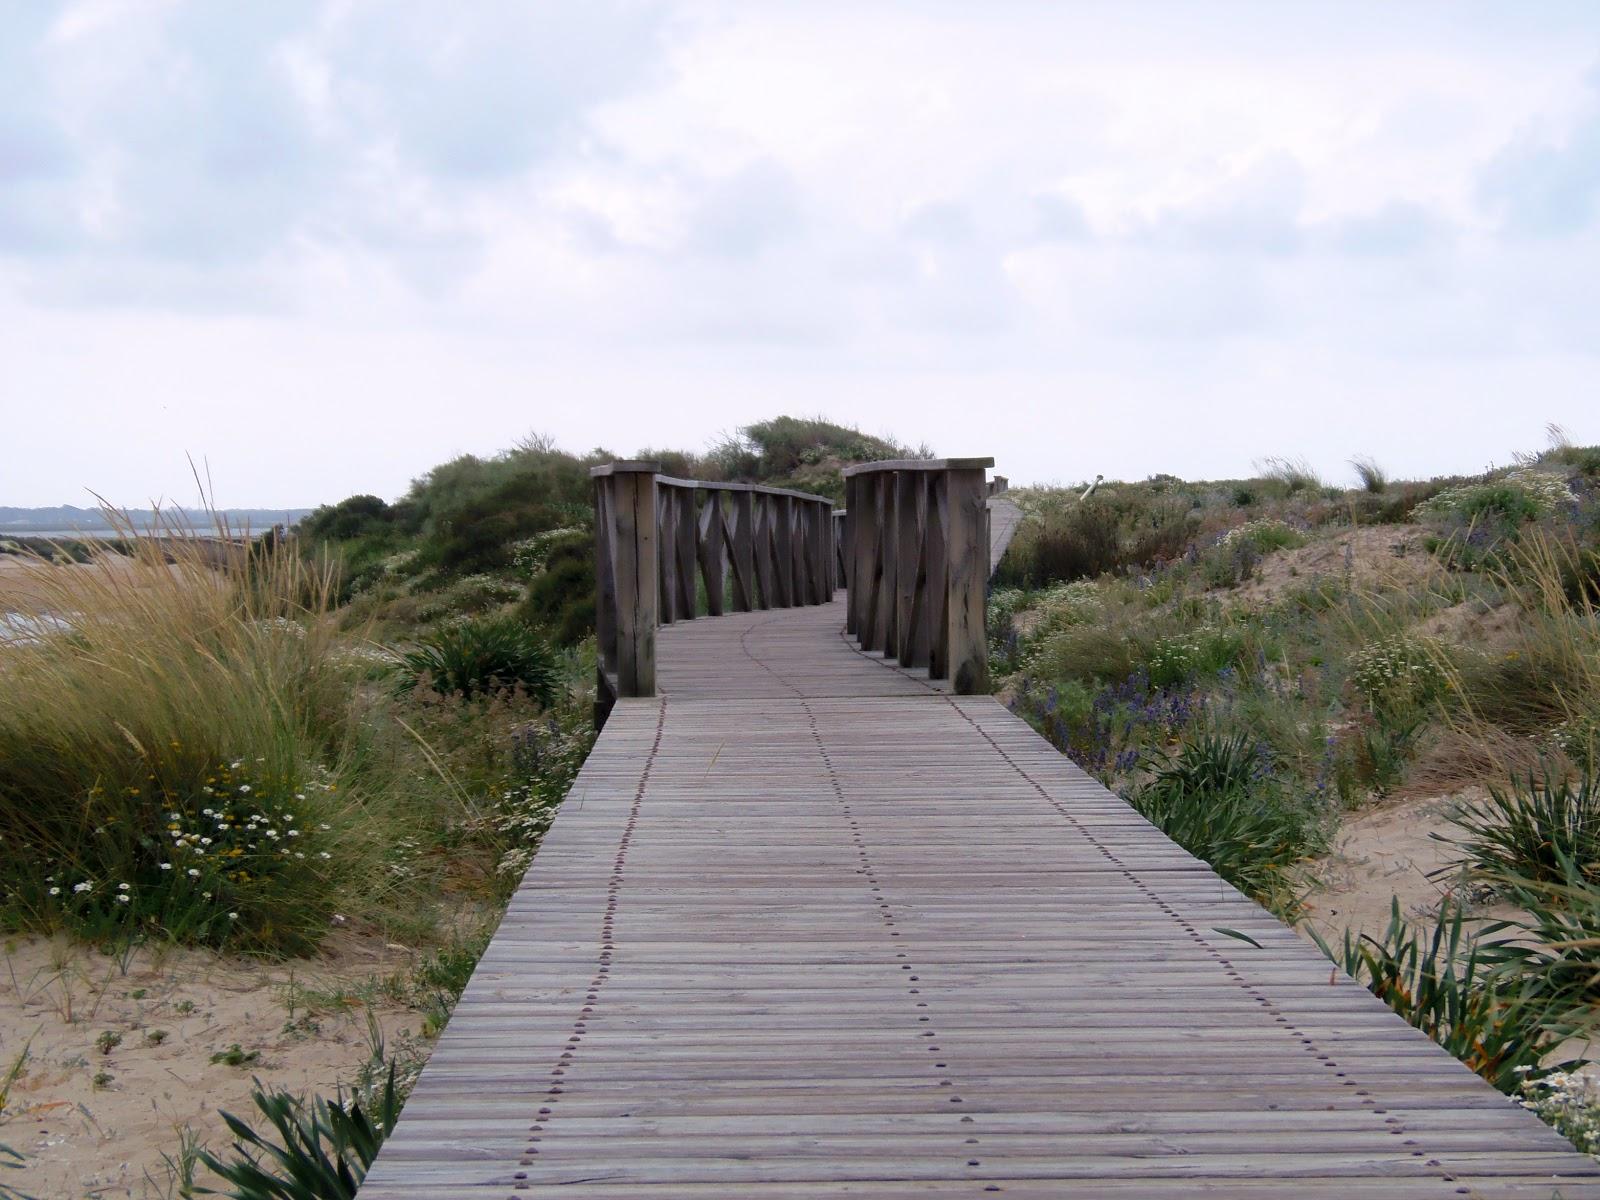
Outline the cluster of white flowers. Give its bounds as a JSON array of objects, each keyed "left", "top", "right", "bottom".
[
  {"left": 492, "top": 721, "right": 595, "bottom": 877},
  {"left": 1420, "top": 468, "right": 1574, "bottom": 521},
  {"left": 252, "top": 616, "right": 307, "bottom": 640},
  {"left": 380, "top": 548, "right": 422, "bottom": 577},
  {"left": 510, "top": 527, "right": 584, "bottom": 579},
  {"left": 1520, "top": 1068, "right": 1600, "bottom": 1159},
  {"left": 1550, "top": 716, "right": 1600, "bottom": 765},
  {"left": 1348, "top": 634, "right": 1449, "bottom": 710}
]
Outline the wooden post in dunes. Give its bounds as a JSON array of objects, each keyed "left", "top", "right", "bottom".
[
  {"left": 593, "top": 462, "right": 659, "bottom": 698},
  {"left": 894, "top": 469, "right": 924, "bottom": 668},
  {"left": 730, "top": 489, "right": 755, "bottom": 611},
  {"left": 699, "top": 491, "right": 725, "bottom": 617},
  {"left": 945, "top": 464, "right": 989, "bottom": 694}
]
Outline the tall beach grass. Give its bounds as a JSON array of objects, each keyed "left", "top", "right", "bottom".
[{"left": 0, "top": 511, "right": 403, "bottom": 953}]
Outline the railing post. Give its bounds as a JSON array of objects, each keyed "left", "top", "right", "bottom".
[
  {"left": 772, "top": 494, "right": 794, "bottom": 607},
  {"left": 850, "top": 474, "right": 877, "bottom": 641},
  {"left": 879, "top": 473, "right": 898, "bottom": 655},
  {"left": 791, "top": 497, "right": 810, "bottom": 606},
  {"left": 676, "top": 488, "right": 697, "bottom": 618},
  {"left": 657, "top": 485, "right": 677, "bottom": 625},
  {"left": 833, "top": 509, "right": 847, "bottom": 599},
  {"left": 895, "top": 470, "right": 923, "bottom": 667},
  {"left": 805, "top": 501, "right": 825, "bottom": 604},
  {"left": 593, "top": 474, "right": 619, "bottom": 725},
  {"left": 699, "top": 491, "right": 726, "bottom": 617},
  {"left": 925, "top": 473, "right": 949, "bottom": 680},
  {"left": 945, "top": 465, "right": 989, "bottom": 694},
  {"left": 731, "top": 489, "right": 756, "bottom": 611},
  {"left": 603, "top": 463, "right": 660, "bottom": 698},
  {"left": 754, "top": 494, "right": 776, "bottom": 609}
]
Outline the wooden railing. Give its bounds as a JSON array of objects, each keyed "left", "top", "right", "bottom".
[
  {"left": 591, "top": 463, "right": 837, "bottom": 710},
  {"left": 840, "top": 458, "right": 994, "bottom": 694}
]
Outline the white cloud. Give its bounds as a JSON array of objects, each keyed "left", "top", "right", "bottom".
[{"left": 2, "top": 1, "right": 1599, "bottom": 506}]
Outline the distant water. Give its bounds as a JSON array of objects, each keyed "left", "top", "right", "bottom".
[
  {"left": 0, "top": 612, "right": 72, "bottom": 645},
  {"left": 4, "top": 529, "right": 215, "bottom": 539}
]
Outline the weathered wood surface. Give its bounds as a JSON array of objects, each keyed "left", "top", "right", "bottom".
[
  {"left": 988, "top": 496, "right": 1023, "bottom": 576},
  {"left": 363, "top": 598, "right": 1600, "bottom": 1198}
]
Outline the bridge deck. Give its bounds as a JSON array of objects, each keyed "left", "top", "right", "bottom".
[{"left": 363, "top": 597, "right": 1600, "bottom": 1198}]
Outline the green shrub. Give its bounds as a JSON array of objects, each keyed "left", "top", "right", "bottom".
[
  {"left": 1133, "top": 734, "right": 1320, "bottom": 915},
  {"left": 1347, "top": 633, "right": 1449, "bottom": 717},
  {"left": 1484, "top": 865, "right": 1600, "bottom": 1041},
  {"left": 299, "top": 495, "right": 395, "bottom": 542},
  {"left": 395, "top": 617, "right": 559, "bottom": 702},
  {"left": 1003, "top": 499, "right": 1123, "bottom": 585},
  {"left": 1146, "top": 732, "right": 1261, "bottom": 797},
  {"left": 1027, "top": 622, "right": 1142, "bottom": 685},
  {"left": 518, "top": 530, "right": 596, "bottom": 645},
  {"left": 1143, "top": 623, "right": 1245, "bottom": 687},
  {"left": 1420, "top": 468, "right": 1573, "bottom": 526},
  {"left": 1445, "top": 771, "right": 1600, "bottom": 889},
  {"left": 197, "top": 1063, "right": 399, "bottom": 1198},
  {"left": 1311, "top": 901, "right": 1548, "bottom": 1092},
  {"left": 1221, "top": 518, "right": 1305, "bottom": 554}
]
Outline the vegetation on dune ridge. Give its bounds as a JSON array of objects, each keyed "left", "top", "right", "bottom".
[
  {"left": 298, "top": 415, "right": 924, "bottom": 644},
  {"left": 988, "top": 428, "right": 1600, "bottom": 1151}
]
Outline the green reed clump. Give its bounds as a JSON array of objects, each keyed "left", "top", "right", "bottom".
[
  {"left": 197, "top": 1062, "right": 399, "bottom": 1199},
  {"left": 1311, "top": 899, "right": 1550, "bottom": 1093},
  {"left": 1445, "top": 771, "right": 1600, "bottom": 889},
  {"left": 395, "top": 615, "right": 559, "bottom": 702},
  {"left": 1133, "top": 734, "right": 1323, "bottom": 917}
]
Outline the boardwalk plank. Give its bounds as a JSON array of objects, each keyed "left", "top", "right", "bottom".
[{"left": 362, "top": 597, "right": 1600, "bottom": 1198}]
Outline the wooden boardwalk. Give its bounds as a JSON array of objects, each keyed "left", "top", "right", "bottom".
[
  {"left": 363, "top": 597, "right": 1600, "bottom": 1198},
  {"left": 988, "top": 496, "right": 1023, "bottom": 575}
]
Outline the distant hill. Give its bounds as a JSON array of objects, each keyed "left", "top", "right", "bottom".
[{"left": 0, "top": 506, "right": 310, "bottom": 535}]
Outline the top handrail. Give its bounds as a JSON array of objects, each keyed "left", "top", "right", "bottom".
[
  {"left": 588, "top": 462, "right": 834, "bottom": 503},
  {"left": 841, "top": 457, "right": 994, "bottom": 476}
]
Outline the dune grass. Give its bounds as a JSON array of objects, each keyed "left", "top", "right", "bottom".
[{"left": 0, "top": 514, "right": 416, "bottom": 954}]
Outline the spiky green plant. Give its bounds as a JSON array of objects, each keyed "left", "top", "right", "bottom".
[
  {"left": 1133, "top": 734, "right": 1320, "bottom": 916},
  {"left": 1444, "top": 770, "right": 1600, "bottom": 888},
  {"left": 1310, "top": 899, "right": 1551, "bottom": 1093},
  {"left": 395, "top": 616, "right": 558, "bottom": 702},
  {"left": 195, "top": 1063, "right": 399, "bottom": 1199}
]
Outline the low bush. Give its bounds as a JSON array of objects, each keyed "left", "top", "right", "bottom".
[
  {"left": 1420, "top": 468, "right": 1574, "bottom": 526},
  {"left": 1445, "top": 771, "right": 1600, "bottom": 889},
  {"left": 1132, "top": 733, "right": 1321, "bottom": 915},
  {"left": 518, "top": 529, "right": 596, "bottom": 645},
  {"left": 395, "top": 616, "right": 559, "bottom": 703},
  {"left": 1002, "top": 499, "right": 1123, "bottom": 585},
  {"left": 1311, "top": 901, "right": 1548, "bottom": 1092},
  {"left": 197, "top": 1062, "right": 399, "bottom": 1198},
  {"left": 1347, "top": 632, "right": 1450, "bottom": 718},
  {"left": 1143, "top": 623, "right": 1246, "bottom": 687}
]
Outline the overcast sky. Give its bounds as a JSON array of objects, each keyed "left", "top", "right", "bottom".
[{"left": 3, "top": 1, "right": 1599, "bottom": 508}]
